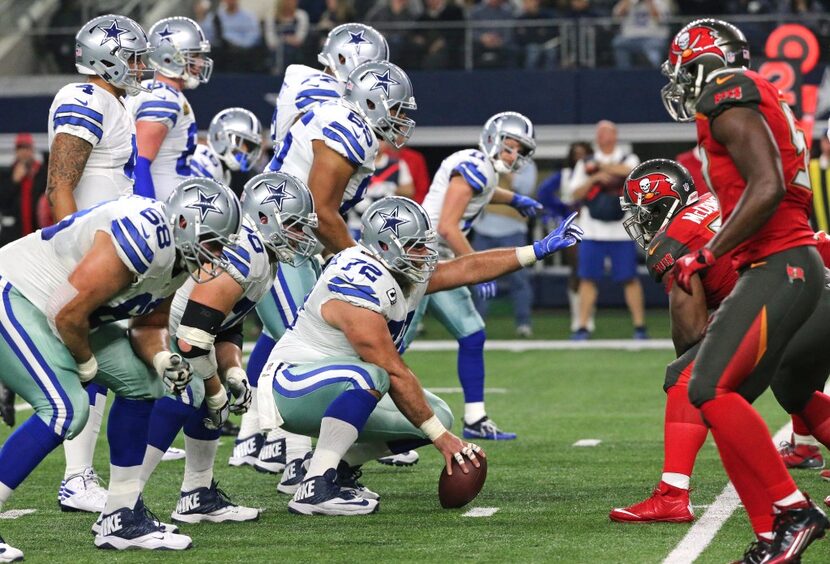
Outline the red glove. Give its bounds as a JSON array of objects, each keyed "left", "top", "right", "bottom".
[{"left": 673, "top": 248, "right": 716, "bottom": 294}]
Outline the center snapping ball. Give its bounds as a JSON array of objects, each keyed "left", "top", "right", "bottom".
[{"left": 438, "top": 455, "right": 487, "bottom": 508}]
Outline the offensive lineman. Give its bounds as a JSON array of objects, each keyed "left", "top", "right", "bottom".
[{"left": 190, "top": 107, "right": 264, "bottom": 185}]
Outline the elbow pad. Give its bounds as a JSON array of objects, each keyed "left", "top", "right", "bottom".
[{"left": 177, "top": 302, "right": 225, "bottom": 350}]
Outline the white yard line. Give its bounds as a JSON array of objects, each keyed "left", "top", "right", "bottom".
[
  {"left": 0, "top": 509, "right": 36, "bottom": 519},
  {"left": 427, "top": 387, "right": 507, "bottom": 394},
  {"left": 662, "top": 423, "right": 793, "bottom": 564},
  {"left": 462, "top": 507, "right": 500, "bottom": 517},
  {"left": 572, "top": 439, "right": 602, "bottom": 447}
]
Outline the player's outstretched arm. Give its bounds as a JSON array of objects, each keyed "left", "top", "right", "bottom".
[
  {"left": 46, "top": 133, "right": 93, "bottom": 220},
  {"left": 308, "top": 140, "right": 359, "bottom": 254},
  {"left": 667, "top": 272, "right": 708, "bottom": 356},
  {"left": 427, "top": 212, "right": 583, "bottom": 294}
]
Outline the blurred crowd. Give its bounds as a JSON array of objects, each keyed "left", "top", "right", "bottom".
[{"left": 33, "top": 0, "right": 830, "bottom": 74}]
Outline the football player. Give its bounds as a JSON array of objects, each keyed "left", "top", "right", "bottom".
[
  {"left": 125, "top": 17, "right": 212, "bottom": 201},
  {"left": 259, "top": 197, "right": 581, "bottom": 515},
  {"left": 0, "top": 179, "right": 241, "bottom": 556},
  {"left": 189, "top": 107, "right": 264, "bottom": 185},
  {"left": 230, "top": 60, "right": 415, "bottom": 490},
  {"left": 660, "top": 19, "right": 829, "bottom": 561},
  {"left": 400, "top": 112, "right": 543, "bottom": 441},
  {"left": 138, "top": 171, "right": 319, "bottom": 524},
  {"left": 47, "top": 14, "right": 151, "bottom": 514}
]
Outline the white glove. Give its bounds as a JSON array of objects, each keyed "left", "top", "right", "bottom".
[
  {"left": 202, "top": 387, "right": 230, "bottom": 430},
  {"left": 77, "top": 355, "right": 98, "bottom": 383},
  {"left": 153, "top": 351, "right": 192, "bottom": 394},
  {"left": 226, "top": 367, "right": 252, "bottom": 414}
]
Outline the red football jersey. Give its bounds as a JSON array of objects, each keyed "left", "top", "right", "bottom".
[
  {"left": 646, "top": 193, "right": 738, "bottom": 310},
  {"left": 695, "top": 69, "right": 814, "bottom": 269}
]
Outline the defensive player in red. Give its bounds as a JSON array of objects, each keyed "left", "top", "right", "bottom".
[{"left": 660, "top": 19, "right": 829, "bottom": 562}]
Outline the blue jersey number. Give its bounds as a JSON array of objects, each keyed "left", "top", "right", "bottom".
[
  {"left": 176, "top": 123, "right": 198, "bottom": 176},
  {"left": 347, "top": 113, "right": 373, "bottom": 147},
  {"left": 140, "top": 208, "right": 171, "bottom": 249},
  {"left": 342, "top": 258, "right": 383, "bottom": 282},
  {"left": 123, "top": 134, "right": 138, "bottom": 181}
]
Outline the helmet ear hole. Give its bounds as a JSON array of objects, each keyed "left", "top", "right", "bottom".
[
  {"left": 366, "top": 100, "right": 376, "bottom": 110},
  {"left": 178, "top": 215, "right": 188, "bottom": 229},
  {"left": 379, "top": 241, "right": 389, "bottom": 251},
  {"left": 258, "top": 212, "right": 269, "bottom": 225}
]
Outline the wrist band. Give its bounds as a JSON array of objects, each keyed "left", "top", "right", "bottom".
[
  {"left": 419, "top": 415, "right": 447, "bottom": 441},
  {"left": 516, "top": 245, "right": 537, "bottom": 267},
  {"left": 77, "top": 356, "right": 98, "bottom": 383}
]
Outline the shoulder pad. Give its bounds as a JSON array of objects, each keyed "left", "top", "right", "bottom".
[
  {"left": 696, "top": 71, "right": 762, "bottom": 120},
  {"left": 325, "top": 252, "right": 392, "bottom": 314},
  {"left": 52, "top": 84, "right": 106, "bottom": 145},
  {"left": 645, "top": 229, "right": 691, "bottom": 283}
]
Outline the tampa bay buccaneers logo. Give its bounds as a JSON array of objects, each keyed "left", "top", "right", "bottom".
[
  {"left": 625, "top": 173, "right": 678, "bottom": 205},
  {"left": 669, "top": 26, "right": 725, "bottom": 65}
]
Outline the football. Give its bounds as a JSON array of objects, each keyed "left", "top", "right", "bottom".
[{"left": 438, "top": 455, "right": 488, "bottom": 508}]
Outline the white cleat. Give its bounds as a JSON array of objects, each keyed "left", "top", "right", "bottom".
[
  {"left": 171, "top": 481, "right": 260, "bottom": 524},
  {"left": 337, "top": 463, "right": 380, "bottom": 501},
  {"left": 253, "top": 436, "right": 287, "bottom": 474},
  {"left": 376, "top": 450, "right": 419, "bottom": 467},
  {"left": 94, "top": 499, "right": 191, "bottom": 551},
  {"left": 288, "top": 469, "right": 378, "bottom": 516},
  {"left": 59, "top": 467, "right": 107, "bottom": 513},
  {"left": 278, "top": 452, "right": 312, "bottom": 495},
  {"left": 228, "top": 433, "right": 264, "bottom": 468},
  {"left": 161, "top": 447, "right": 185, "bottom": 462},
  {"left": 0, "top": 536, "right": 23, "bottom": 562}
]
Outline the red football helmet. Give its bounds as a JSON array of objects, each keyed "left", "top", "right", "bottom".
[
  {"left": 621, "top": 159, "right": 698, "bottom": 248},
  {"left": 660, "top": 19, "right": 750, "bottom": 122}
]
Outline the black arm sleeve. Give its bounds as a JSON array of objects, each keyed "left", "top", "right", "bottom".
[
  {"left": 177, "top": 301, "right": 225, "bottom": 358},
  {"left": 696, "top": 71, "right": 763, "bottom": 123}
]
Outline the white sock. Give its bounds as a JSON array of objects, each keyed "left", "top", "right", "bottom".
[
  {"left": 568, "top": 289, "right": 580, "bottom": 332},
  {"left": 793, "top": 432, "right": 820, "bottom": 447},
  {"left": 181, "top": 436, "right": 218, "bottom": 492},
  {"left": 661, "top": 472, "right": 690, "bottom": 490},
  {"left": 464, "top": 402, "right": 486, "bottom": 425},
  {"left": 139, "top": 445, "right": 164, "bottom": 491},
  {"left": 0, "top": 481, "right": 12, "bottom": 505},
  {"left": 105, "top": 465, "right": 141, "bottom": 513},
  {"left": 306, "top": 417, "right": 357, "bottom": 478},
  {"left": 342, "top": 442, "right": 393, "bottom": 467},
  {"left": 63, "top": 392, "right": 106, "bottom": 478},
  {"left": 285, "top": 431, "right": 313, "bottom": 463},
  {"left": 237, "top": 390, "right": 260, "bottom": 439},
  {"left": 758, "top": 531, "right": 774, "bottom": 542},
  {"left": 587, "top": 308, "right": 596, "bottom": 333},
  {"left": 774, "top": 490, "right": 807, "bottom": 509}
]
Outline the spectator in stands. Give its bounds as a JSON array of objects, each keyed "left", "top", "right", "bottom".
[
  {"left": 675, "top": 144, "right": 708, "bottom": 196},
  {"left": 675, "top": 0, "right": 727, "bottom": 15},
  {"left": 471, "top": 0, "right": 517, "bottom": 69},
  {"left": 809, "top": 130, "right": 830, "bottom": 232},
  {"left": 473, "top": 158, "right": 538, "bottom": 337},
  {"left": 199, "top": 0, "right": 266, "bottom": 73},
  {"left": 302, "top": 0, "right": 328, "bottom": 24},
  {"left": 409, "top": 0, "right": 466, "bottom": 70},
  {"left": 611, "top": 0, "right": 671, "bottom": 69},
  {"left": 562, "top": 120, "right": 646, "bottom": 340},
  {"left": 367, "top": 0, "right": 418, "bottom": 62},
  {"left": 273, "top": 0, "right": 310, "bottom": 69},
  {"left": 559, "top": 0, "right": 601, "bottom": 67},
  {"left": 317, "top": 0, "right": 356, "bottom": 37},
  {"left": 516, "top": 0, "right": 559, "bottom": 70},
  {"left": 0, "top": 134, "right": 47, "bottom": 247},
  {"left": 399, "top": 146, "right": 431, "bottom": 203}
]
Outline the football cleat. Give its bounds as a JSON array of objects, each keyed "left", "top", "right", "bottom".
[
  {"left": 633, "top": 327, "right": 649, "bottom": 340},
  {"left": 766, "top": 498, "right": 829, "bottom": 563},
  {"left": 94, "top": 498, "right": 192, "bottom": 551},
  {"left": 161, "top": 447, "right": 186, "bottom": 462},
  {"left": 337, "top": 462, "right": 380, "bottom": 501},
  {"left": 609, "top": 482, "right": 694, "bottom": 523},
  {"left": 171, "top": 480, "right": 260, "bottom": 524},
  {"left": 253, "top": 436, "right": 287, "bottom": 474},
  {"left": 463, "top": 416, "right": 517, "bottom": 441},
  {"left": 228, "top": 433, "right": 264, "bottom": 468},
  {"left": 288, "top": 468, "right": 378, "bottom": 516},
  {"left": 0, "top": 535, "right": 23, "bottom": 562},
  {"left": 778, "top": 439, "right": 824, "bottom": 469},
  {"left": 820, "top": 469, "right": 830, "bottom": 482},
  {"left": 731, "top": 540, "right": 773, "bottom": 564},
  {"left": 376, "top": 450, "right": 420, "bottom": 467},
  {"left": 278, "top": 452, "right": 312, "bottom": 495},
  {"left": 92, "top": 497, "right": 179, "bottom": 535},
  {"left": 571, "top": 328, "right": 590, "bottom": 341},
  {"left": 59, "top": 467, "right": 107, "bottom": 513}
]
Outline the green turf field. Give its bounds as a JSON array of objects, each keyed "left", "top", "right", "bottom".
[{"left": 0, "top": 311, "right": 827, "bottom": 563}]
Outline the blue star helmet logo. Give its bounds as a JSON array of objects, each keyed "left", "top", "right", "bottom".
[
  {"left": 186, "top": 188, "right": 223, "bottom": 222},
  {"left": 98, "top": 20, "right": 130, "bottom": 48},
  {"left": 377, "top": 207, "right": 409, "bottom": 237},
  {"left": 259, "top": 181, "right": 295, "bottom": 211},
  {"left": 347, "top": 30, "right": 370, "bottom": 54},
  {"left": 157, "top": 24, "right": 176, "bottom": 43},
  {"left": 369, "top": 69, "right": 400, "bottom": 97}
]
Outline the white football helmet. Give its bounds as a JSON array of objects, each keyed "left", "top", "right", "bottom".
[
  {"left": 75, "top": 14, "right": 153, "bottom": 96},
  {"left": 147, "top": 17, "right": 212, "bottom": 89},
  {"left": 344, "top": 61, "right": 416, "bottom": 149},
  {"left": 479, "top": 112, "right": 536, "bottom": 174},
  {"left": 208, "top": 108, "right": 263, "bottom": 172},
  {"left": 318, "top": 23, "right": 389, "bottom": 83}
]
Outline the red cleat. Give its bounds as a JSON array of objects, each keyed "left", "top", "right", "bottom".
[
  {"left": 819, "top": 469, "right": 830, "bottom": 482},
  {"left": 609, "top": 481, "right": 694, "bottom": 523},
  {"left": 778, "top": 439, "right": 824, "bottom": 469}
]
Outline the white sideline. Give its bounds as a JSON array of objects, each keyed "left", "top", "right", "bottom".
[
  {"left": 662, "top": 423, "right": 792, "bottom": 564},
  {"left": 463, "top": 507, "right": 499, "bottom": 517}
]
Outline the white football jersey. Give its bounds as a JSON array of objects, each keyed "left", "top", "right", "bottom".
[
  {"left": 270, "top": 245, "right": 425, "bottom": 364},
  {"left": 271, "top": 64, "right": 344, "bottom": 145},
  {"left": 169, "top": 219, "right": 277, "bottom": 335},
  {"left": 0, "top": 197, "right": 186, "bottom": 327},
  {"left": 125, "top": 80, "right": 197, "bottom": 201},
  {"left": 47, "top": 82, "right": 137, "bottom": 210},
  {"left": 421, "top": 149, "right": 499, "bottom": 258},
  {"left": 189, "top": 144, "right": 229, "bottom": 184},
  {"left": 268, "top": 99, "right": 377, "bottom": 215}
]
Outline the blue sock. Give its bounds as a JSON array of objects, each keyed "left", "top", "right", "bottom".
[
  {"left": 0, "top": 416, "right": 63, "bottom": 490},
  {"left": 324, "top": 389, "right": 378, "bottom": 432},
  {"left": 147, "top": 396, "right": 194, "bottom": 452},
  {"left": 457, "top": 330, "right": 486, "bottom": 404},
  {"left": 183, "top": 405, "right": 222, "bottom": 441},
  {"left": 86, "top": 382, "right": 107, "bottom": 403},
  {"left": 246, "top": 333, "right": 276, "bottom": 388},
  {"left": 387, "top": 438, "right": 430, "bottom": 454},
  {"left": 108, "top": 397, "right": 154, "bottom": 467}
]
